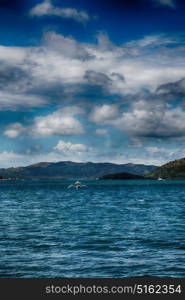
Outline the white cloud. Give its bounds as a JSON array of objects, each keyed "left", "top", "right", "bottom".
[
  {"left": 111, "top": 100, "right": 185, "bottom": 139},
  {"left": 146, "top": 146, "right": 177, "bottom": 155},
  {"left": 4, "top": 123, "right": 26, "bottom": 138},
  {"left": 33, "top": 109, "right": 84, "bottom": 137},
  {"left": 95, "top": 33, "right": 116, "bottom": 52},
  {"left": 0, "top": 91, "right": 46, "bottom": 110},
  {"left": 125, "top": 34, "right": 176, "bottom": 49},
  {"left": 95, "top": 129, "right": 107, "bottom": 135},
  {"left": 43, "top": 31, "right": 92, "bottom": 60},
  {"left": 54, "top": 140, "right": 88, "bottom": 153},
  {"left": 1, "top": 32, "right": 185, "bottom": 111},
  {"left": 30, "top": 32, "right": 185, "bottom": 96},
  {"left": 4, "top": 106, "right": 85, "bottom": 138},
  {"left": 30, "top": 0, "right": 52, "bottom": 16},
  {"left": 60, "top": 105, "right": 84, "bottom": 116},
  {"left": 144, "top": 145, "right": 185, "bottom": 166},
  {"left": 89, "top": 104, "right": 119, "bottom": 123},
  {"left": 0, "top": 46, "right": 26, "bottom": 64},
  {"left": 30, "top": 0, "right": 90, "bottom": 23},
  {"left": 0, "top": 144, "right": 92, "bottom": 168},
  {"left": 0, "top": 150, "right": 63, "bottom": 168},
  {"left": 0, "top": 151, "right": 25, "bottom": 168}
]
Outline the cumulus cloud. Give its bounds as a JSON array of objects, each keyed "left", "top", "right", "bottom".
[
  {"left": 30, "top": 0, "right": 90, "bottom": 23},
  {"left": 95, "top": 33, "right": 116, "bottom": 52},
  {"left": 0, "top": 63, "right": 30, "bottom": 90},
  {"left": 4, "top": 106, "right": 85, "bottom": 138},
  {"left": 89, "top": 104, "right": 119, "bottom": 123},
  {"left": 111, "top": 100, "right": 185, "bottom": 139},
  {"left": 0, "top": 45, "right": 26, "bottom": 64},
  {"left": 54, "top": 140, "right": 88, "bottom": 153},
  {"left": 84, "top": 70, "right": 112, "bottom": 87},
  {"left": 43, "top": 31, "right": 93, "bottom": 61},
  {"left": 146, "top": 146, "right": 176, "bottom": 155},
  {"left": 95, "top": 129, "right": 108, "bottom": 135},
  {"left": 4, "top": 123, "right": 26, "bottom": 138},
  {"left": 111, "top": 72, "right": 125, "bottom": 82},
  {"left": 1, "top": 31, "right": 185, "bottom": 111},
  {"left": 156, "top": 77, "right": 185, "bottom": 97},
  {"left": 33, "top": 109, "right": 84, "bottom": 137},
  {"left": 0, "top": 141, "right": 92, "bottom": 168}
]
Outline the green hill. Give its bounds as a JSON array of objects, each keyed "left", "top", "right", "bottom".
[{"left": 146, "top": 157, "right": 185, "bottom": 179}]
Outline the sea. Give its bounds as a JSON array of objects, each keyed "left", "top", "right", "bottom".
[{"left": 0, "top": 179, "right": 185, "bottom": 278}]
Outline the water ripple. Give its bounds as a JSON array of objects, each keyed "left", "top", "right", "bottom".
[{"left": 0, "top": 180, "right": 185, "bottom": 277}]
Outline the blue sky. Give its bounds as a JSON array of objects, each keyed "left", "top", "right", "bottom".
[{"left": 1, "top": 0, "right": 185, "bottom": 167}]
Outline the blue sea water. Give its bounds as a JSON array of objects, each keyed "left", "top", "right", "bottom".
[{"left": 0, "top": 179, "right": 185, "bottom": 278}]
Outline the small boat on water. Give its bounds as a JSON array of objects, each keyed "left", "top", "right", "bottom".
[
  {"left": 158, "top": 177, "right": 164, "bottom": 181},
  {"left": 67, "top": 181, "right": 87, "bottom": 189}
]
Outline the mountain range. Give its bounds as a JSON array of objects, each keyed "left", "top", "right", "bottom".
[{"left": 0, "top": 161, "right": 157, "bottom": 179}]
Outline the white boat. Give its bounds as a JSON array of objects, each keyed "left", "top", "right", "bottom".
[
  {"left": 158, "top": 177, "right": 163, "bottom": 181},
  {"left": 67, "top": 181, "right": 87, "bottom": 189}
]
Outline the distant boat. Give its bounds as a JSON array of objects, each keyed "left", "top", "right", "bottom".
[
  {"left": 67, "top": 181, "right": 87, "bottom": 189},
  {"left": 158, "top": 177, "right": 164, "bottom": 181}
]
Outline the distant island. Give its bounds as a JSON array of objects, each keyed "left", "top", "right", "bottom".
[
  {"left": 99, "top": 172, "right": 145, "bottom": 180},
  {"left": 0, "top": 161, "right": 157, "bottom": 180}
]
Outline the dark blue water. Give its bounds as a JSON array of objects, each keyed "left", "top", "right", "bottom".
[{"left": 0, "top": 180, "right": 185, "bottom": 278}]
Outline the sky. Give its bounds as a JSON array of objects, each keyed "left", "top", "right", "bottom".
[{"left": 1, "top": 0, "right": 185, "bottom": 167}]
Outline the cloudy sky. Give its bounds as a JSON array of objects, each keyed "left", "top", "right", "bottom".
[{"left": 0, "top": 0, "right": 185, "bottom": 167}]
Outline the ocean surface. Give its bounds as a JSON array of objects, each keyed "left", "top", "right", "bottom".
[{"left": 0, "top": 179, "right": 185, "bottom": 278}]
